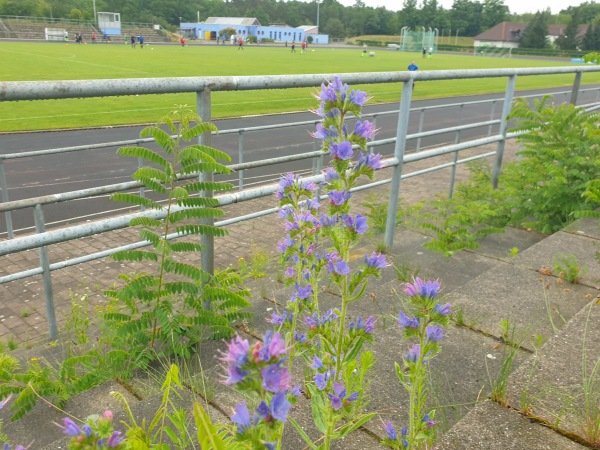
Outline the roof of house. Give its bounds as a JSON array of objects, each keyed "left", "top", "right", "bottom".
[
  {"left": 204, "top": 17, "right": 261, "bottom": 26},
  {"left": 475, "top": 21, "right": 589, "bottom": 42}
]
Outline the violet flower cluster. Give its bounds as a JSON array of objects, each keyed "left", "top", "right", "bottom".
[
  {"left": 384, "top": 277, "right": 452, "bottom": 450},
  {"left": 220, "top": 330, "right": 299, "bottom": 448},
  {"left": 62, "top": 411, "right": 124, "bottom": 449}
]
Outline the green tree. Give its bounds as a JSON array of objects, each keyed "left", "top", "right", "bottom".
[
  {"left": 450, "top": 0, "right": 483, "bottom": 37},
  {"left": 582, "top": 21, "right": 600, "bottom": 51},
  {"left": 481, "top": 0, "right": 508, "bottom": 31},
  {"left": 400, "top": 0, "right": 421, "bottom": 29},
  {"left": 520, "top": 10, "right": 550, "bottom": 48},
  {"left": 323, "top": 17, "right": 345, "bottom": 38},
  {"left": 555, "top": 15, "right": 581, "bottom": 50}
]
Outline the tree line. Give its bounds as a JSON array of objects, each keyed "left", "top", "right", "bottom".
[{"left": 0, "top": 0, "right": 598, "bottom": 47}]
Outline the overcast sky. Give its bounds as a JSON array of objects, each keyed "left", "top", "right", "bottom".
[{"left": 328, "top": 0, "right": 586, "bottom": 15}]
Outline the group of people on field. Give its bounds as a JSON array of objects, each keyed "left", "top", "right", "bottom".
[{"left": 290, "top": 40, "right": 308, "bottom": 53}]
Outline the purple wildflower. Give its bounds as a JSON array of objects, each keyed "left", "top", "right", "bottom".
[
  {"left": 385, "top": 421, "right": 397, "bottom": 440},
  {"left": 278, "top": 173, "right": 296, "bottom": 189},
  {"left": 311, "top": 123, "right": 339, "bottom": 140},
  {"left": 320, "top": 213, "right": 338, "bottom": 227},
  {"left": 277, "top": 235, "right": 295, "bottom": 253},
  {"left": 328, "top": 189, "right": 352, "bottom": 206},
  {"left": 259, "top": 331, "right": 287, "bottom": 360},
  {"left": 231, "top": 401, "right": 252, "bottom": 433},
  {"left": 364, "top": 316, "right": 375, "bottom": 333},
  {"left": 261, "top": 364, "right": 292, "bottom": 392},
  {"left": 349, "top": 315, "right": 375, "bottom": 334},
  {"left": 327, "top": 259, "right": 351, "bottom": 276},
  {"left": 314, "top": 372, "right": 328, "bottom": 390},
  {"left": 291, "top": 385, "right": 302, "bottom": 397},
  {"left": 330, "top": 140, "right": 354, "bottom": 160},
  {"left": 364, "top": 251, "right": 388, "bottom": 269},
  {"left": 348, "top": 89, "right": 369, "bottom": 106},
  {"left": 356, "top": 152, "right": 382, "bottom": 170},
  {"left": 312, "top": 355, "right": 324, "bottom": 369},
  {"left": 426, "top": 325, "right": 444, "bottom": 342},
  {"left": 435, "top": 303, "right": 452, "bottom": 315},
  {"left": 353, "top": 120, "right": 376, "bottom": 140},
  {"left": 63, "top": 417, "right": 81, "bottom": 437},
  {"left": 344, "top": 214, "right": 368, "bottom": 234},
  {"left": 422, "top": 413, "right": 436, "bottom": 428},
  {"left": 82, "top": 424, "right": 93, "bottom": 438},
  {"left": 220, "top": 336, "right": 250, "bottom": 366},
  {"left": 398, "top": 311, "right": 419, "bottom": 329},
  {"left": 107, "top": 431, "right": 124, "bottom": 448},
  {"left": 318, "top": 82, "right": 338, "bottom": 102},
  {"left": 294, "top": 331, "right": 307, "bottom": 343},
  {"left": 323, "top": 166, "right": 339, "bottom": 181},
  {"left": 405, "top": 277, "right": 441, "bottom": 298},
  {"left": 405, "top": 344, "right": 420, "bottom": 363},
  {"left": 277, "top": 206, "right": 293, "bottom": 218},
  {"left": 306, "top": 197, "right": 320, "bottom": 210},
  {"left": 270, "top": 311, "right": 292, "bottom": 326},
  {"left": 290, "top": 283, "right": 313, "bottom": 302},
  {"left": 284, "top": 266, "right": 295, "bottom": 279},
  {"left": 331, "top": 77, "right": 349, "bottom": 100},
  {"left": 269, "top": 391, "right": 291, "bottom": 422},
  {"left": 328, "top": 382, "right": 357, "bottom": 411}
]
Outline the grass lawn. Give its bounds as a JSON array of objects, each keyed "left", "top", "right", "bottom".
[{"left": 0, "top": 41, "right": 597, "bottom": 131}]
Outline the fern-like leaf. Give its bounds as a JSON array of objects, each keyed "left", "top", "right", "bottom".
[
  {"left": 118, "top": 146, "right": 169, "bottom": 169},
  {"left": 112, "top": 193, "right": 164, "bottom": 211},
  {"left": 139, "top": 126, "right": 175, "bottom": 155},
  {"left": 176, "top": 224, "right": 227, "bottom": 237},
  {"left": 111, "top": 250, "right": 159, "bottom": 263}
]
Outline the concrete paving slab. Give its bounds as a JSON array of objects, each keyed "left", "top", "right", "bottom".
[
  {"left": 562, "top": 217, "right": 600, "bottom": 240},
  {"left": 443, "top": 263, "right": 598, "bottom": 351},
  {"left": 506, "top": 302, "right": 600, "bottom": 445},
  {"left": 434, "top": 399, "right": 587, "bottom": 450},
  {"left": 514, "top": 231, "right": 600, "bottom": 288},
  {"left": 388, "top": 228, "right": 502, "bottom": 295},
  {"left": 469, "top": 226, "right": 546, "bottom": 261}
]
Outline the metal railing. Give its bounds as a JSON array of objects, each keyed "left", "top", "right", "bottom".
[{"left": 1, "top": 66, "right": 599, "bottom": 338}]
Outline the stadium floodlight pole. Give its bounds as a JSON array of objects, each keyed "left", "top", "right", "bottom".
[{"left": 92, "top": 0, "right": 97, "bottom": 26}]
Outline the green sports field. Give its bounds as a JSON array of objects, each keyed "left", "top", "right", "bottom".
[{"left": 0, "top": 41, "right": 597, "bottom": 132}]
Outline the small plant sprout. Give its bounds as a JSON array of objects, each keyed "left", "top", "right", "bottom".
[
  {"left": 385, "top": 277, "right": 451, "bottom": 450},
  {"left": 552, "top": 253, "right": 586, "bottom": 284}
]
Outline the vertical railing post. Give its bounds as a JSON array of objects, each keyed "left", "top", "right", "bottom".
[
  {"left": 370, "top": 114, "right": 377, "bottom": 152},
  {"left": 448, "top": 105, "right": 464, "bottom": 198},
  {"left": 570, "top": 71, "right": 582, "bottom": 105},
  {"left": 488, "top": 100, "right": 497, "bottom": 136},
  {"left": 238, "top": 130, "right": 244, "bottom": 191},
  {"left": 137, "top": 154, "right": 145, "bottom": 211},
  {"left": 384, "top": 79, "right": 413, "bottom": 249},
  {"left": 416, "top": 108, "right": 425, "bottom": 151},
  {"left": 492, "top": 75, "right": 517, "bottom": 189},
  {"left": 196, "top": 89, "right": 214, "bottom": 300},
  {"left": 34, "top": 204, "right": 58, "bottom": 339},
  {"left": 0, "top": 161, "right": 14, "bottom": 239}
]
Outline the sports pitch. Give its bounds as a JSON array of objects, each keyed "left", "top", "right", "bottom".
[{"left": 0, "top": 41, "right": 597, "bottom": 132}]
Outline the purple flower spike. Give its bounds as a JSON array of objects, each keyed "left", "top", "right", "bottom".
[
  {"left": 323, "top": 167, "right": 339, "bottom": 181},
  {"left": 364, "top": 252, "right": 388, "bottom": 269},
  {"left": 312, "top": 355, "right": 324, "bottom": 369},
  {"left": 314, "top": 372, "right": 327, "bottom": 390},
  {"left": 405, "top": 344, "right": 420, "bottom": 363},
  {"left": 398, "top": 311, "right": 419, "bottom": 329},
  {"left": 384, "top": 421, "right": 397, "bottom": 440},
  {"left": 426, "top": 325, "right": 444, "bottom": 342},
  {"left": 330, "top": 140, "right": 354, "bottom": 160},
  {"left": 364, "top": 316, "right": 375, "bottom": 333},
  {"left": 279, "top": 173, "right": 296, "bottom": 189},
  {"left": 311, "top": 123, "right": 339, "bottom": 140},
  {"left": 63, "top": 417, "right": 81, "bottom": 437},
  {"left": 345, "top": 214, "right": 368, "bottom": 234},
  {"left": 435, "top": 303, "right": 452, "bottom": 315}
]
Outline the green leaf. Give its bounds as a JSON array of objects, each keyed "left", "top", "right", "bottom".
[
  {"left": 112, "top": 193, "right": 163, "bottom": 210},
  {"left": 118, "top": 146, "right": 169, "bottom": 169},
  {"left": 307, "top": 384, "right": 328, "bottom": 434},
  {"left": 289, "top": 418, "right": 319, "bottom": 449},
  {"left": 336, "top": 412, "right": 376, "bottom": 438}
]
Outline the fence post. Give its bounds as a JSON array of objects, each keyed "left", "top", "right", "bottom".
[
  {"left": 488, "top": 100, "right": 497, "bottom": 136},
  {"left": 384, "top": 79, "right": 413, "bottom": 249},
  {"left": 416, "top": 108, "right": 425, "bottom": 151},
  {"left": 34, "top": 204, "right": 58, "bottom": 339},
  {"left": 448, "top": 104, "right": 464, "bottom": 198},
  {"left": 570, "top": 71, "right": 582, "bottom": 105},
  {"left": 238, "top": 130, "right": 244, "bottom": 191},
  {"left": 0, "top": 161, "right": 14, "bottom": 239},
  {"left": 196, "top": 89, "right": 215, "bottom": 301},
  {"left": 492, "top": 75, "right": 516, "bottom": 189}
]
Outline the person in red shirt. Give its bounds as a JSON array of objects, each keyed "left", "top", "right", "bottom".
[
  {"left": 180, "top": 37, "right": 186, "bottom": 47},
  {"left": 238, "top": 37, "right": 244, "bottom": 50}
]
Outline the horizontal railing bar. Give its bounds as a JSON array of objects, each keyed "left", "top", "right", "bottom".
[{"left": 2, "top": 67, "right": 599, "bottom": 101}]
